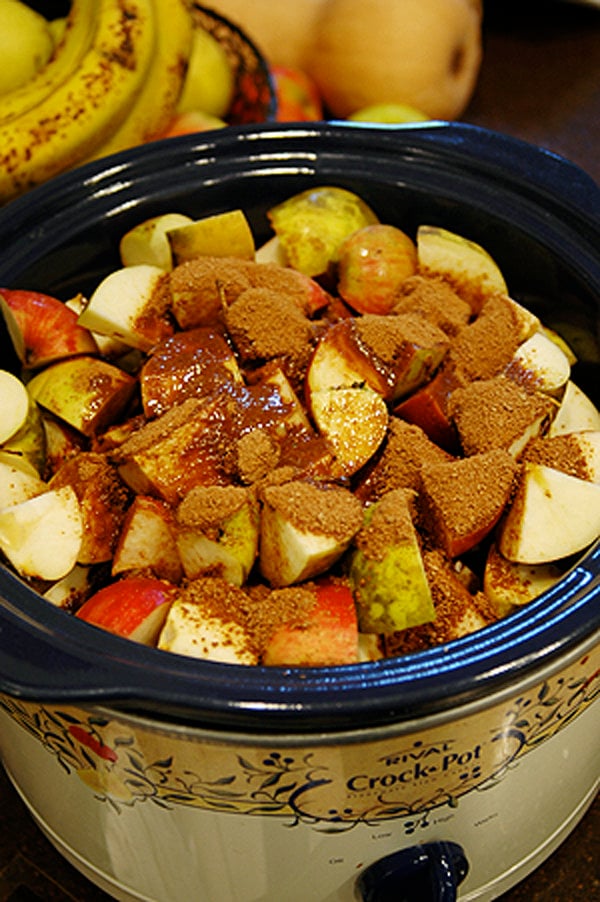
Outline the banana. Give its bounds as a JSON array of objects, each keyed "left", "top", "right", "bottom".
[
  {"left": 0, "top": 0, "right": 157, "bottom": 205},
  {"left": 89, "top": 0, "right": 194, "bottom": 159},
  {"left": 0, "top": 2, "right": 96, "bottom": 127}
]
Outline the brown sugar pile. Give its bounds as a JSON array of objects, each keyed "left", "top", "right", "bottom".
[
  {"left": 523, "top": 433, "right": 594, "bottom": 481},
  {"left": 446, "top": 295, "right": 528, "bottom": 382},
  {"left": 448, "top": 375, "right": 554, "bottom": 456},
  {"left": 419, "top": 449, "right": 518, "bottom": 557},
  {"left": 393, "top": 275, "right": 472, "bottom": 336},
  {"left": 177, "top": 485, "right": 254, "bottom": 535},
  {"left": 355, "top": 312, "right": 449, "bottom": 372},
  {"left": 260, "top": 479, "right": 363, "bottom": 542},
  {"left": 353, "top": 489, "right": 418, "bottom": 563},
  {"left": 169, "top": 255, "right": 253, "bottom": 328}
]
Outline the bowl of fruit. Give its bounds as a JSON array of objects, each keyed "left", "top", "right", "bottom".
[{"left": 0, "top": 121, "right": 598, "bottom": 902}]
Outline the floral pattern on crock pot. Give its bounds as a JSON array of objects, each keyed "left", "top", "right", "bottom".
[{"left": 1, "top": 652, "right": 598, "bottom": 827}]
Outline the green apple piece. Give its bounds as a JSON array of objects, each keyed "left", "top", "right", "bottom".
[
  {"left": 0, "top": 485, "right": 82, "bottom": 580},
  {"left": 349, "top": 489, "right": 435, "bottom": 634},
  {"left": 506, "top": 329, "right": 571, "bottom": 396},
  {"left": 43, "top": 564, "right": 93, "bottom": 611},
  {"left": 0, "top": 451, "right": 45, "bottom": 508},
  {"left": 309, "top": 385, "right": 388, "bottom": 478},
  {"left": 549, "top": 381, "right": 600, "bottom": 436},
  {"left": 119, "top": 212, "right": 193, "bottom": 270},
  {"left": 78, "top": 264, "right": 172, "bottom": 351},
  {"left": 27, "top": 356, "right": 137, "bottom": 437},
  {"left": 0, "top": 369, "right": 29, "bottom": 444},
  {"left": 417, "top": 224, "right": 508, "bottom": 312},
  {"left": 176, "top": 485, "right": 260, "bottom": 586},
  {"left": 484, "top": 542, "right": 563, "bottom": 618},
  {"left": 157, "top": 578, "right": 259, "bottom": 664},
  {"left": 267, "top": 186, "right": 380, "bottom": 277},
  {"left": 259, "top": 480, "right": 363, "bottom": 587},
  {"left": 498, "top": 462, "right": 600, "bottom": 564},
  {"left": 1, "top": 390, "right": 46, "bottom": 473},
  {"left": 167, "top": 210, "right": 255, "bottom": 265}
]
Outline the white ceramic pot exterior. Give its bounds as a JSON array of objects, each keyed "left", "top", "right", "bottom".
[{"left": 1, "top": 638, "right": 598, "bottom": 901}]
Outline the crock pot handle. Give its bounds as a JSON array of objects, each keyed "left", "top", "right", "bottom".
[{"left": 356, "top": 840, "right": 468, "bottom": 902}]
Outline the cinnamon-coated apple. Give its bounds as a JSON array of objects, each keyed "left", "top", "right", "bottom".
[
  {"left": 262, "top": 579, "right": 359, "bottom": 667},
  {"left": 309, "top": 385, "right": 389, "bottom": 478},
  {"left": 267, "top": 186, "right": 379, "bottom": 277},
  {"left": 349, "top": 489, "right": 435, "bottom": 634},
  {"left": 337, "top": 224, "right": 418, "bottom": 315},
  {"left": 506, "top": 329, "right": 571, "bottom": 397},
  {"left": 0, "top": 288, "right": 98, "bottom": 367},
  {"left": 76, "top": 577, "right": 176, "bottom": 646},
  {"left": 78, "top": 264, "right": 173, "bottom": 352},
  {"left": 27, "top": 356, "right": 137, "bottom": 437},
  {"left": 112, "top": 495, "right": 183, "bottom": 583},
  {"left": 306, "top": 0, "right": 483, "bottom": 120},
  {"left": 483, "top": 542, "right": 563, "bottom": 618}
]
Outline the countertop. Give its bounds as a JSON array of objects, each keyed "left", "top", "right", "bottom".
[{"left": 1, "top": 1, "right": 599, "bottom": 900}]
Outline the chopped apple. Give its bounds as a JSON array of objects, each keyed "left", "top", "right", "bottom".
[
  {"left": 0, "top": 370, "right": 29, "bottom": 444},
  {"left": 416, "top": 224, "right": 508, "bottom": 313},
  {"left": 337, "top": 224, "right": 418, "bottom": 315},
  {"left": 77, "top": 264, "right": 173, "bottom": 351},
  {"left": 140, "top": 326, "right": 243, "bottom": 418},
  {"left": 309, "top": 385, "right": 388, "bottom": 478},
  {"left": 167, "top": 210, "right": 255, "bottom": 265},
  {"left": 0, "top": 451, "right": 46, "bottom": 509},
  {"left": 49, "top": 453, "right": 130, "bottom": 564},
  {"left": 505, "top": 329, "right": 571, "bottom": 396},
  {"left": 259, "top": 479, "right": 363, "bottom": 587},
  {"left": 498, "top": 462, "right": 600, "bottom": 564},
  {"left": 76, "top": 576, "right": 176, "bottom": 645},
  {"left": 523, "top": 430, "right": 600, "bottom": 483},
  {"left": 483, "top": 542, "right": 563, "bottom": 618},
  {"left": 419, "top": 449, "right": 518, "bottom": 558},
  {"left": 112, "top": 494, "right": 182, "bottom": 583},
  {"left": 157, "top": 577, "right": 259, "bottom": 664},
  {"left": 0, "top": 288, "right": 98, "bottom": 368},
  {"left": 65, "top": 293, "right": 131, "bottom": 359},
  {"left": 0, "top": 485, "right": 82, "bottom": 581},
  {"left": 262, "top": 579, "right": 359, "bottom": 666},
  {"left": 41, "top": 414, "right": 86, "bottom": 478},
  {"left": 43, "top": 564, "right": 94, "bottom": 612},
  {"left": 119, "top": 212, "right": 194, "bottom": 270},
  {"left": 349, "top": 489, "right": 435, "bottom": 634},
  {"left": 254, "top": 235, "right": 288, "bottom": 266},
  {"left": 0, "top": 378, "right": 46, "bottom": 473},
  {"left": 548, "top": 380, "right": 600, "bottom": 436},
  {"left": 267, "top": 185, "right": 379, "bottom": 277},
  {"left": 393, "top": 367, "right": 462, "bottom": 453},
  {"left": 27, "top": 356, "right": 137, "bottom": 437},
  {"left": 175, "top": 485, "right": 259, "bottom": 586}
]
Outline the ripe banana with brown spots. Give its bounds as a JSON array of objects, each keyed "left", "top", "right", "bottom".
[
  {"left": 88, "top": 0, "right": 194, "bottom": 159},
  {"left": 0, "top": 0, "right": 157, "bottom": 204}
]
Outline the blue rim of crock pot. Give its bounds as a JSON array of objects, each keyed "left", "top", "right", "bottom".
[{"left": 0, "top": 121, "right": 598, "bottom": 731}]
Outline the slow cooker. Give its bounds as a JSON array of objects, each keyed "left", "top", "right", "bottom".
[{"left": 0, "top": 122, "right": 598, "bottom": 901}]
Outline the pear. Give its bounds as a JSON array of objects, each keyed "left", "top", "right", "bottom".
[
  {"left": 349, "top": 489, "right": 435, "bottom": 634},
  {"left": 267, "top": 186, "right": 379, "bottom": 277}
]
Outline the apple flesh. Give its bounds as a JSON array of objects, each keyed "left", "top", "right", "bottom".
[
  {"left": 0, "top": 451, "right": 46, "bottom": 509},
  {"left": 549, "top": 381, "right": 600, "bottom": 436},
  {"left": 77, "top": 264, "right": 173, "bottom": 352},
  {"left": 76, "top": 576, "right": 176, "bottom": 645},
  {"left": 484, "top": 542, "right": 563, "bottom": 618},
  {"left": 0, "top": 369, "right": 29, "bottom": 444},
  {"left": 416, "top": 224, "right": 508, "bottom": 313},
  {"left": 27, "top": 356, "right": 137, "bottom": 437},
  {"left": 505, "top": 329, "right": 571, "bottom": 397},
  {"left": 0, "top": 485, "right": 82, "bottom": 581},
  {"left": 337, "top": 224, "right": 418, "bottom": 315},
  {"left": 267, "top": 186, "right": 379, "bottom": 277},
  {"left": 498, "top": 462, "right": 600, "bottom": 564},
  {"left": 309, "top": 385, "right": 389, "bottom": 478},
  {"left": 262, "top": 579, "right": 359, "bottom": 666},
  {"left": 349, "top": 489, "right": 435, "bottom": 634},
  {"left": 167, "top": 210, "right": 255, "bottom": 266},
  {"left": 112, "top": 494, "right": 183, "bottom": 583},
  {"left": 119, "top": 212, "right": 194, "bottom": 270},
  {"left": 0, "top": 289, "right": 98, "bottom": 368}
]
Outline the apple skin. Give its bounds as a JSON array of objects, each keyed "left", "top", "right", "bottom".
[
  {"left": 337, "top": 224, "right": 418, "bottom": 315},
  {"left": 160, "top": 110, "right": 227, "bottom": 138},
  {"left": 0, "top": 289, "right": 98, "bottom": 368},
  {"left": 272, "top": 65, "right": 324, "bottom": 121},
  {"left": 76, "top": 577, "right": 176, "bottom": 645},
  {"left": 262, "top": 579, "right": 359, "bottom": 666}
]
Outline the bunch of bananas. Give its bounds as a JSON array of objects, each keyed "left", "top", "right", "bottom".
[{"left": 0, "top": 0, "right": 195, "bottom": 205}]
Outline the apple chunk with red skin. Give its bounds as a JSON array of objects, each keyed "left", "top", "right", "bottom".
[
  {"left": 419, "top": 449, "right": 519, "bottom": 558},
  {"left": 337, "top": 223, "right": 418, "bottom": 315},
  {"left": 262, "top": 579, "right": 359, "bottom": 667},
  {"left": 76, "top": 576, "right": 177, "bottom": 645},
  {"left": 0, "top": 289, "right": 98, "bottom": 368}
]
